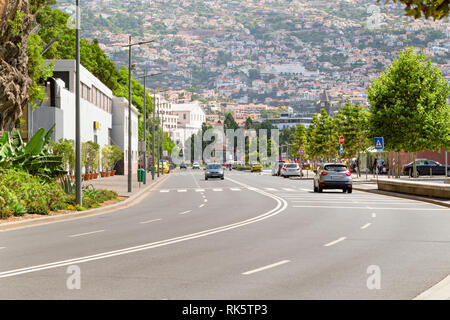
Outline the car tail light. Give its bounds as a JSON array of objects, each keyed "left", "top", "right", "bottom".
[
  {"left": 321, "top": 171, "right": 328, "bottom": 176},
  {"left": 345, "top": 171, "right": 351, "bottom": 176},
  {"left": 283, "top": 167, "right": 287, "bottom": 171},
  {"left": 297, "top": 167, "right": 300, "bottom": 171}
]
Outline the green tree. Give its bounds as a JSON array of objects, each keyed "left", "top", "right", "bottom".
[
  {"left": 380, "top": 0, "right": 449, "bottom": 20},
  {"left": 290, "top": 124, "right": 307, "bottom": 159},
  {"left": 51, "top": 139, "right": 75, "bottom": 175},
  {"left": 306, "top": 109, "right": 338, "bottom": 164},
  {"left": 334, "top": 103, "right": 370, "bottom": 176},
  {"left": 224, "top": 112, "right": 239, "bottom": 130},
  {"left": 245, "top": 117, "right": 253, "bottom": 129},
  {"left": 367, "top": 47, "right": 450, "bottom": 177}
]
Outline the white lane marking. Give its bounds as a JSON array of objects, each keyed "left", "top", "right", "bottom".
[
  {"left": 324, "top": 237, "right": 347, "bottom": 247},
  {"left": 247, "top": 187, "right": 259, "bottom": 191},
  {"left": 282, "top": 188, "right": 296, "bottom": 191},
  {"left": 199, "top": 204, "right": 205, "bottom": 208},
  {"left": 212, "top": 188, "right": 223, "bottom": 192},
  {"left": 204, "top": 199, "right": 208, "bottom": 203},
  {"left": 178, "top": 189, "right": 187, "bottom": 193},
  {"left": 178, "top": 210, "right": 192, "bottom": 215},
  {"left": 195, "top": 189, "right": 205, "bottom": 192},
  {"left": 242, "top": 260, "right": 291, "bottom": 275},
  {"left": 300, "top": 188, "right": 310, "bottom": 192},
  {"left": 160, "top": 190, "right": 170, "bottom": 193},
  {"left": 0, "top": 178, "right": 288, "bottom": 279},
  {"left": 140, "top": 218, "right": 163, "bottom": 224},
  {"left": 414, "top": 274, "right": 450, "bottom": 300},
  {"left": 372, "top": 213, "right": 377, "bottom": 218},
  {"left": 360, "top": 223, "right": 371, "bottom": 229},
  {"left": 0, "top": 247, "right": 5, "bottom": 250},
  {"left": 230, "top": 188, "right": 241, "bottom": 191},
  {"left": 265, "top": 188, "right": 277, "bottom": 191},
  {"left": 68, "top": 230, "right": 105, "bottom": 238},
  {"left": 292, "top": 206, "right": 447, "bottom": 211}
]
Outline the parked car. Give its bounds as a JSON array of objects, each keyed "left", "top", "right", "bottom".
[
  {"left": 402, "top": 159, "right": 450, "bottom": 177},
  {"left": 155, "top": 160, "right": 170, "bottom": 174},
  {"left": 314, "top": 163, "right": 353, "bottom": 193},
  {"left": 205, "top": 163, "right": 224, "bottom": 180},
  {"left": 180, "top": 163, "right": 187, "bottom": 170},
  {"left": 271, "top": 161, "right": 286, "bottom": 176},
  {"left": 192, "top": 162, "right": 200, "bottom": 169},
  {"left": 280, "top": 163, "right": 302, "bottom": 178},
  {"left": 251, "top": 162, "right": 263, "bottom": 172}
]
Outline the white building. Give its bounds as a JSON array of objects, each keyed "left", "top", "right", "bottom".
[
  {"left": 28, "top": 60, "right": 139, "bottom": 174},
  {"left": 171, "top": 102, "right": 206, "bottom": 147}
]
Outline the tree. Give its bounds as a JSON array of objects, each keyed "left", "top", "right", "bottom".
[
  {"left": 224, "top": 112, "right": 239, "bottom": 130},
  {"left": 51, "top": 139, "right": 75, "bottom": 175},
  {"left": 380, "top": 0, "right": 449, "bottom": 20},
  {"left": 245, "top": 117, "right": 253, "bottom": 129},
  {"left": 290, "top": 124, "right": 307, "bottom": 159},
  {"left": 334, "top": 103, "right": 370, "bottom": 176},
  {"left": 367, "top": 47, "right": 450, "bottom": 177},
  {"left": 306, "top": 109, "right": 338, "bottom": 164}
]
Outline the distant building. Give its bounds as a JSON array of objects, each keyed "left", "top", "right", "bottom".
[
  {"left": 315, "top": 89, "right": 331, "bottom": 113},
  {"left": 262, "top": 113, "right": 312, "bottom": 130},
  {"left": 172, "top": 102, "right": 206, "bottom": 147}
]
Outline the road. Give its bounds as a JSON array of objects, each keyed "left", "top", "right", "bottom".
[{"left": 0, "top": 169, "right": 449, "bottom": 299}]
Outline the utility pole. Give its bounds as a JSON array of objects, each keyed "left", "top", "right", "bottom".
[
  {"left": 157, "top": 99, "right": 160, "bottom": 178},
  {"left": 121, "top": 37, "right": 154, "bottom": 192},
  {"left": 75, "top": 0, "right": 82, "bottom": 206},
  {"left": 161, "top": 103, "right": 165, "bottom": 176},
  {"left": 152, "top": 93, "right": 156, "bottom": 180}
]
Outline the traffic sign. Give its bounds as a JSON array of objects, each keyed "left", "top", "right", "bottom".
[
  {"left": 374, "top": 137, "right": 384, "bottom": 150},
  {"left": 339, "top": 136, "right": 344, "bottom": 145},
  {"left": 297, "top": 147, "right": 305, "bottom": 156},
  {"left": 340, "top": 144, "right": 343, "bottom": 154}
]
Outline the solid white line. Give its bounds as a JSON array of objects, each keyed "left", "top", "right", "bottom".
[
  {"left": 360, "top": 223, "right": 371, "bottom": 229},
  {"left": 242, "top": 260, "right": 291, "bottom": 275},
  {"left": 0, "top": 178, "right": 288, "bottom": 279},
  {"left": 414, "top": 274, "right": 450, "bottom": 300},
  {"left": 178, "top": 210, "right": 192, "bottom": 215},
  {"left": 292, "top": 205, "right": 446, "bottom": 211},
  {"left": 265, "top": 188, "right": 277, "bottom": 191},
  {"left": 140, "top": 218, "right": 162, "bottom": 224},
  {"left": 68, "top": 230, "right": 105, "bottom": 238},
  {"left": 195, "top": 189, "right": 205, "bottom": 192},
  {"left": 282, "top": 188, "right": 296, "bottom": 191},
  {"left": 300, "top": 188, "right": 310, "bottom": 192},
  {"left": 324, "top": 237, "right": 347, "bottom": 247},
  {"left": 178, "top": 189, "right": 187, "bottom": 193}
]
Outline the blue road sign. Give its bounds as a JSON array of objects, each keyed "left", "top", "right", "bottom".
[
  {"left": 340, "top": 144, "right": 343, "bottom": 154},
  {"left": 374, "top": 137, "right": 384, "bottom": 150}
]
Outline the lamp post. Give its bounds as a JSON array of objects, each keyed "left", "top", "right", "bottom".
[
  {"left": 157, "top": 101, "right": 160, "bottom": 178},
  {"left": 121, "top": 37, "right": 154, "bottom": 192},
  {"left": 75, "top": 0, "right": 82, "bottom": 206},
  {"left": 152, "top": 93, "right": 156, "bottom": 180},
  {"left": 138, "top": 71, "right": 162, "bottom": 184}
]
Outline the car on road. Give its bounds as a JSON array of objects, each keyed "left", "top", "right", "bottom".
[
  {"left": 402, "top": 159, "right": 450, "bottom": 177},
  {"left": 180, "top": 163, "right": 187, "bottom": 170},
  {"left": 280, "top": 163, "right": 302, "bottom": 178},
  {"left": 314, "top": 163, "right": 352, "bottom": 193},
  {"left": 192, "top": 162, "right": 201, "bottom": 169},
  {"left": 155, "top": 160, "right": 170, "bottom": 174},
  {"left": 205, "top": 163, "right": 224, "bottom": 180},
  {"left": 251, "top": 162, "right": 263, "bottom": 172},
  {"left": 271, "top": 161, "right": 286, "bottom": 176}
]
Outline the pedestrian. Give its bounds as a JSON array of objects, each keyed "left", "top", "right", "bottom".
[{"left": 373, "top": 157, "right": 377, "bottom": 175}]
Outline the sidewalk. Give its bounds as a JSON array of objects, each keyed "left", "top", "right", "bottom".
[{"left": 82, "top": 172, "right": 165, "bottom": 197}]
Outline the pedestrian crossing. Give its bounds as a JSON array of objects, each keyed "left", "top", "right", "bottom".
[{"left": 158, "top": 187, "right": 312, "bottom": 193}]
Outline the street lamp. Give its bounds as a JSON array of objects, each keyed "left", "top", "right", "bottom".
[
  {"left": 75, "top": 0, "right": 82, "bottom": 206},
  {"left": 138, "top": 70, "right": 162, "bottom": 184},
  {"left": 121, "top": 37, "right": 154, "bottom": 192}
]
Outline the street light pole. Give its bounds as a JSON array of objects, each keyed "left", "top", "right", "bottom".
[
  {"left": 157, "top": 101, "right": 160, "bottom": 178},
  {"left": 121, "top": 38, "right": 154, "bottom": 192},
  {"left": 152, "top": 93, "right": 156, "bottom": 180},
  {"left": 161, "top": 103, "right": 165, "bottom": 176},
  {"left": 75, "top": 0, "right": 82, "bottom": 206}
]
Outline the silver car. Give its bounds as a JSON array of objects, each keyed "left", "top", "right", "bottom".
[
  {"left": 205, "top": 163, "right": 224, "bottom": 180},
  {"left": 314, "top": 163, "right": 352, "bottom": 193},
  {"left": 280, "top": 163, "right": 302, "bottom": 178}
]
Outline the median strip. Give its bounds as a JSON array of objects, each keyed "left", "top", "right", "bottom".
[{"left": 242, "top": 260, "right": 291, "bottom": 275}]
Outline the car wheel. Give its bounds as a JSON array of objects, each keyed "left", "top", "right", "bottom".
[
  {"left": 342, "top": 188, "right": 346, "bottom": 193},
  {"left": 221, "top": 176, "right": 224, "bottom": 180},
  {"left": 347, "top": 188, "right": 352, "bottom": 193},
  {"left": 318, "top": 186, "right": 323, "bottom": 193},
  {"left": 205, "top": 177, "right": 208, "bottom": 180}
]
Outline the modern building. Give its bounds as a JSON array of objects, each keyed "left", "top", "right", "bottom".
[
  {"left": 28, "top": 60, "right": 139, "bottom": 174},
  {"left": 263, "top": 113, "right": 312, "bottom": 130}
]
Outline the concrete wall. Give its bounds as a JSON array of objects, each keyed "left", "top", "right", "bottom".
[{"left": 377, "top": 179, "right": 450, "bottom": 199}]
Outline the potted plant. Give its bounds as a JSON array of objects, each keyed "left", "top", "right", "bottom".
[{"left": 102, "top": 145, "right": 124, "bottom": 176}]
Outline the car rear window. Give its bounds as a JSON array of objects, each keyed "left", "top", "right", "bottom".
[
  {"left": 207, "top": 164, "right": 221, "bottom": 169},
  {"left": 324, "top": 165, "right": 347, "bottom": 172},
  {"left": 285, "top": 164, "right": 298, "bottom": 168}
]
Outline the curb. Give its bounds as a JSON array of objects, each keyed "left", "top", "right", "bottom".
[
  {"left": 414, "top": 275, "right": 450, "bottom": 300},
  {"left": 0, "top": 175, "right": 170, "bottom": 232},
  {"left": 353, "top": 186, "right": 450, "bottom": 208}
]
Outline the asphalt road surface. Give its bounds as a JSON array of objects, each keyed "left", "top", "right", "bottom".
[{"left": 0, "top": 170, "right": 449, "bottom": 299}]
